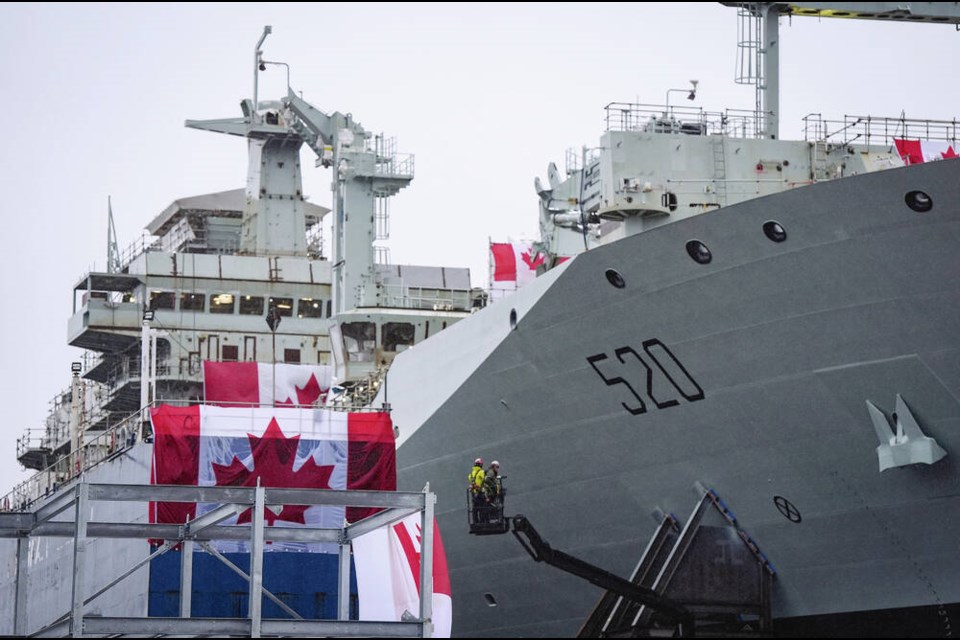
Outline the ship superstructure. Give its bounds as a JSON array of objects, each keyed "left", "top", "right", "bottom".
[{"left": 10, "top": 27, "right": 480, "bottom": 510}]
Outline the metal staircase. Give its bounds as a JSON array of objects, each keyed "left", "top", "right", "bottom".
[{"left": 578, "top": 486, "right": 776, "bottom": 637}]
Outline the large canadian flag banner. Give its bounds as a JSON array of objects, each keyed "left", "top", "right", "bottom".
[
  {"left": 149, "top": 404, "right": 396, "bottom": 547},
  {"left": 203, "top": 361, "right": 334, "bottom": 407},
  {"left": 353, "top": 513, "right": 452, "bottom": 637}
]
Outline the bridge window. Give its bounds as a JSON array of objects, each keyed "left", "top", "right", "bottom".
[
  {"left": 222, "top": 345, "right": 239, "bottom": 361},
  {"left": 269, "top": 296, "right": 294, "bottom": 317},
  {"left": 210, "top": 293, "right": 235, "bottom": 314},
  {"left": 298, "top": 297, "right": 324, "bottom": 319},
  {"left": 342, "top": 322, "right": 376, "bottom": 362},
  {"left": 149, "top": 290, "right": 175, "bottom": 311},
  {"left": 383, "top": 322, "right": 415, "bottom": 352},
  {"left": 239, "top": 296, "right": 264, "bottom": 316},
  {"left": 180, "top": 293, "right": 205, "bottom": 312}
]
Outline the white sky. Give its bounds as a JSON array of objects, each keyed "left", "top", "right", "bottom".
[{"left": 1, "top": 2, "right": 958, "bottom": 495}]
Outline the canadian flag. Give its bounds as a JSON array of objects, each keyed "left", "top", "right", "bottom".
[
  {"left": 894, "top": 138, "right": 958, "bottom": 165},
  {"left": 490, "top": 241, "right": 545, "bottom": 296},
  {"left": 203, "top": 361, "right": 333, "bottom": 407},
  {"left": 149, "top": 404, "right": 396, "bottom": 546},
  {"left": 352, "top": 513, "right": 452, "bottom": 637}
]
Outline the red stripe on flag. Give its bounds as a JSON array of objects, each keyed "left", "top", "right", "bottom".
[
  {"left": 150, "top": 405, "right": 201, "bottom": 525},
  {"left": 894, "top": 138, "right": 924, "bottom": 165},
  {"left": 491, "top": 242, "right": 517, "bottom": 281},
  {"left": 392, "top": 517, "right": 452, "bottom": 598},
  {"left": 347, "top": 412, "right": 397, "bottom": 522},
  {"left": 204, "top": 361, "right": 260, "bottom": 406}
]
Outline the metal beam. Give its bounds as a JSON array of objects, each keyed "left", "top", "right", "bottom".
[
  {"left": 34, "top": 487, "right": 77, "bottom": 525},
  {"left": 180, "top": 540, "right": 193, "bottom": 618},
  {"left": 250, "top": 485, "right": 265, "bottom": 638},
  {"left": 344, "top": 506, "right": 419, "bottom": 541},
  {"left": 72, "top": 616, "right": 424, "bottom": 637},
  {"left": 183, "top": 502, "right": 244, "bottom": 537}
]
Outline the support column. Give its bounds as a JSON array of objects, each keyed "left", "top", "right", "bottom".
[
  {"left": 420, "top": 488, "right": 435, "bottom": 638},
  {"left": 249, "top": 485, "right": 265, "bottom": 638},
  {"left": 762, "top": 3, "right": 780, "bottom": 139},
  {"left": 338, "top": 530, "right": 351, "bottom": 621},
  {"left": 70, "top": 482, "right": 89, "bottom": 638},
  {"left": 179, "top": 539, "right": 193, "bottom": 618},
  {"left": 14, "top": 536, "right": 29, "bottom": 636}
]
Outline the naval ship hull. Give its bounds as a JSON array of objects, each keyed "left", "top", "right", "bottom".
[{"left": 393, "top": 158, "right": 960, "bottom": 636}]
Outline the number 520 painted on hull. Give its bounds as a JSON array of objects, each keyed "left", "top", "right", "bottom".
[{"left": 587, "top": 339, "right": 705, "bottom": 415}]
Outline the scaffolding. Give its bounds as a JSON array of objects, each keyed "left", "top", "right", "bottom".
[{"left": 1, "top": 481, "right": 437, "bottom": 638}]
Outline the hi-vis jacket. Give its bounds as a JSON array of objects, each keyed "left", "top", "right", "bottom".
[{"left": 468, "top": 465, "right": 485, "bottom": 494}]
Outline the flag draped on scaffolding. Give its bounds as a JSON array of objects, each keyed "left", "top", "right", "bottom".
[
  {"left": 353, "top": 512, "right": 453, "bottom": 637},
  {"left": 149, "top": 404, "right": 396, "bottom": 546}
]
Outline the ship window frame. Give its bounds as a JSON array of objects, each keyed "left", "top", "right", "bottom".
[
  {"left": 297, "top": 297, "right": 324, "bottom": 319},
  {"left": 210, "top": 293, "right": 236, "bottom": 314},
  {"left": 382, "top": 321, "right": 416, "bottom": 352},
  {"left": 222, "top": 344, "right": 239, "bottom": 362},
  {"left": 269, "top": 296, "right": 294, "bottom": 318},
  {"left": 149, "top": 290, "right": 175, "bottom": 311},
  {"left": 283, "top": 348, "right": 301, "bottom": 363},
  {"left": 341, "top": 321, "right": 376, "bottom": 362},
  {"left": 180, "top": 292, "right": 205, "bottom": 312},
  {"left": 239, "top": 295, "right": 265, "bottom": 316}
]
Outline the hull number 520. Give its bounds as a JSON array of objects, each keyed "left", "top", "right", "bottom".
[{"left": 587, "top": 339, "right": 704, "bottom": 415}]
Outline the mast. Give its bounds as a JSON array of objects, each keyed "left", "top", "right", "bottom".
[{"left": 725, "top": 1, "right": 960, "bottom": 140}]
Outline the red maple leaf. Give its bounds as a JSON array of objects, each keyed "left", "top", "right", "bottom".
[
  {"left": 275, "top": 373, "right": 327, "bottom": 407},
  {"left": 521, "top": 249, "right": 546, "bottom": 271},
  {"left": 212, "top": 417, "right": 334, "bottom": 525}
]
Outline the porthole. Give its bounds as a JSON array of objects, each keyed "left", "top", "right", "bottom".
[
  {"left": 484, "top": 592, "right": 498, "bottom": 607},
  {"left": 763, "top": 220, "right": 787, "bottom": 243},
  {"left": 605, "top": 269, "right": 626, "bottom": 289},
  {"left": 509, "top": 308, "right": 518, "bottom": 330},
  {"left": 905, "top": 190, "right": 933, "bottom": 213},
  {"left": 685, "top": 240, "right": 712, "bottom": 265}
]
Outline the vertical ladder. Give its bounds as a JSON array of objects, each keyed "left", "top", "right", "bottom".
[
  {"left": 712, "top": 137, "right": 728, "bottom": 207},
  {"left": 812, "top": 141, "right": 828, "bottom": 182}
]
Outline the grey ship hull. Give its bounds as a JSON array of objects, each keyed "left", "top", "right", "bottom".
[{"left": 394, "top": 159, "right": 960, "bottom": 636}]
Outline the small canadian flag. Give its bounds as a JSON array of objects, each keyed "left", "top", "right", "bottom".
[
  {"left": 894, "top": 138, "right": 958, "bottom": 165},
  {"left": 490, "top": 241, "right": 544, "bottom": 294}
]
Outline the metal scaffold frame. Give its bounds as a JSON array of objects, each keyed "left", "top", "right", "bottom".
[{"left": 0, "top": 482, "right": 437, "bottom": 638}]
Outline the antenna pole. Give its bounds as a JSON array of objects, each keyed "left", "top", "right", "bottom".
[{"left": 253, "top": 26, "right": 272, "bottom": 114}]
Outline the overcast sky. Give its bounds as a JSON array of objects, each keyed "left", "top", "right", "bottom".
[{"left": 1, "top": 2, "right": 958, "bottom": 496}]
